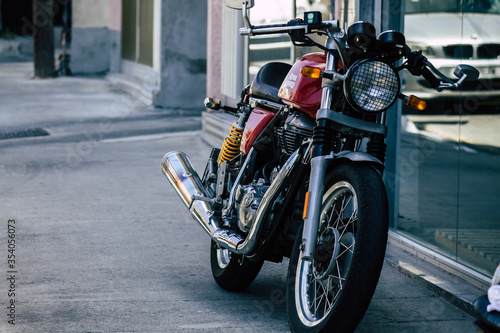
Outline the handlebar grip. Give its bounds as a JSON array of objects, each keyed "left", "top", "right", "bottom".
[
  {"left": 249, "top": 23, "right": 291, "bottom": 35},
  {"left": 421, "top": 66, "right": 441, "bottom": 89},
  {"left": 254, "top": 23, "right": 289, "bottom": 30}
]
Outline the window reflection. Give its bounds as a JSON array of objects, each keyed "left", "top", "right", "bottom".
[
  {"left": 400, "top": 0, "right": 500, "bottom": 277},
  {"left": 247, "top": 0, "right": 354, "bottom": 81}
]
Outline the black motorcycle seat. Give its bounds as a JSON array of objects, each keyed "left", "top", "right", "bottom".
[{"left": 250, "top": 62, "right": 292, "bottom": 104}]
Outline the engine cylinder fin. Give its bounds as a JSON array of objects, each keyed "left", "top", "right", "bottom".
[{"left": 276, "top": 126, "right": 313, "bottom": 165}]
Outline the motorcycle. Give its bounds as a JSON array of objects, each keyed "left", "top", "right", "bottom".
[{"left": 161, "top": 1, "right": 479, "bottom": 332}]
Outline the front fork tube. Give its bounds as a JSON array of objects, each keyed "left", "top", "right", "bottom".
[
  {"left": 302, "top": 155, "right": 328, "bottom": 262},
  {"left": 301, "top": 47, "right": 336, "bottom": 265}
]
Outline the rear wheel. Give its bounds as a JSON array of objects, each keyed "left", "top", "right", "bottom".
[
  {"left": 210, "top": 240, "right": 264, "bottom": 292},
  {"left": 286, "top": 163, "right": 388, "bottom": 332}
]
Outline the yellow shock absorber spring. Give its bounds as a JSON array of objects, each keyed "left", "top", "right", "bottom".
[{"left": 218, "top": 123, "right": 244, "bottom": 164}]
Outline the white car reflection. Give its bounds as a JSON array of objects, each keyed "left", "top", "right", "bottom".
[{"left": 404, "top": 0, "right": 500, "bottom": 98}]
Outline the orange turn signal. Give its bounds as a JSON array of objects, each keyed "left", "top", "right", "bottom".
[
  {"left": 300, "top": 66, "right": 322, "bottom": 79},
  {"left": 406, "top": 95, "right": 427, "bottom": 111}
]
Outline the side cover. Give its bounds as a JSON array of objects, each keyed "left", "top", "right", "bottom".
[{"left": 240, "top": 108, "right": 275, "bottom": 155}]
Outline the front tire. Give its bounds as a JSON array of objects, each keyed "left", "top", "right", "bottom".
[
  {"left": 210, "top": 240, "right": 264, "bottom": 292},
  {"left": 286, "top": 163, "right": 388, "bottom": 333}
]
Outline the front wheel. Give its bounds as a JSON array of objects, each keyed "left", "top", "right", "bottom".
[
  {"left": 286, "top": 163, "right": 389, "bottom": 333},
  {"left": 210, "top": 240, "right": 264, "bottom": 292}
]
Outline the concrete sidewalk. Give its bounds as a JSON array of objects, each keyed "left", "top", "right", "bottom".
[
  {"left": 0, "top": 61, "right": 202, "bottom": 147},
  {"left": 0, "top": 60, "right": 485, "bottom": 332}
]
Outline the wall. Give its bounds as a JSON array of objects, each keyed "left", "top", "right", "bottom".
[
  {"left": 206, "top": 0, "right": 222, "bottom": 101},
  {"left": 108, "top": 0, "right": 121, "bottom": 72},
  {"left": 71, "top": 0, "right": 121, "bottom": 74},
  {"left": 154, "top": 0, "right": 207, "bottom": 109}
]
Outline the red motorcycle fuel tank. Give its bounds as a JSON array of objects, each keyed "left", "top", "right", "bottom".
[
  {"left": 278, "top": 53, "right": 326, "bottom": 118},
  {"left": 240, "top": 107, "right": 275, "bottom": 155}
]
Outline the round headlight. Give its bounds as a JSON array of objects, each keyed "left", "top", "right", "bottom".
[{"left": 344, "top": 59, "right": 400, "bottom": 113}]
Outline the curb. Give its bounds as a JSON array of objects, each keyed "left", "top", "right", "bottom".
[
  {"left": 386, "top": 231, "right": 489, "bottom": 317},
  {"left": 0, "top": 116, "right": 202, "bottom": 148}
]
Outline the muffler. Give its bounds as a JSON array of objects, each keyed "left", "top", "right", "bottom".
[
  {"left": 161, "top": 151, "right": 246, "bottom": 251},
  {"left": 161, "top": 149, "right": 301, "bottom": 255},
  {"left": 161, "top": 151, "right": 220, "bottom": 236},
  {"left": 162, "top": 151, "right": 260, "bottom": 253}
]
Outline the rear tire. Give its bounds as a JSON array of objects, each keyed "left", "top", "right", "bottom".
[
  {"left": 286, "top": 163, "right": 388, "bottom": 332},
  {"left": 210, "top": 240, "right": 264, "bottom": 292}
]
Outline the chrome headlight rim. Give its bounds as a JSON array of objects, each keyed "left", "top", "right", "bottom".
[{"left": 344, "top": 59, "right": 400, "bottom": 113}]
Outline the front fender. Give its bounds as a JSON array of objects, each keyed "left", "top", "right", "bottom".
[{"left": 327, "top": 151, "right": 383, "bottom": 167}]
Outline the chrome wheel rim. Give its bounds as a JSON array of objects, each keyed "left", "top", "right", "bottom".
[{"left": 296, "top": 181, "right": 358, "bottom": 326}]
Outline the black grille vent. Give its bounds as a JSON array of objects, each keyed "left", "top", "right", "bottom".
[
  {"left": 478, "top": 44, "right": 500, "bottom": 59},
  {"left": 443, "top": 44, "right": 473, "bottom": 59},
  {"left": 442, "top": 44, "right": 500, "bottom": 60}
]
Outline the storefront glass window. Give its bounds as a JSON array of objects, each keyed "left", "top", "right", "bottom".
[
  {"left": 400, "top": 0, "right": 500, "bottom": 277},
  {"left": 247, "top": 0, "right": 354, "bottom": 81},
  {"left": 247, "top": 0, "right": 294, "bottom": 80}
]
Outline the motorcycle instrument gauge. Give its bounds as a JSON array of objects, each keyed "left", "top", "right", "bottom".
[
  {"left": 377, "top": 30, "right": 406, "bottom": 63},
  {"left": 347, "top": 21, "right": 377, "bottom": 53},
  {"left": 344, "top": 59, "right": 400, "bottom": 113}
]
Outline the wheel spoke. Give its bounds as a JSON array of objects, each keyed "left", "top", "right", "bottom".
[
  {"left": 336, "top": 202, "right": 356, "bottom": 243},
  {"left": 328, "top": 201, "right": 337, "bottom": 226},
  {"left": 333, "top": 196, "right": 347, "bottom": 228},
  {"left": 314, "top": 283, "right": 323, "bottom": 315},
  {"left": 336, "top": 260, "right": 344, "bottom": 289},
  {"left": 333, "top": 194, "right": 353, "bottom": 231},
  {"left": 324, "top": 278, "right": 334, "bottom": 310},
  {"left": 336, "top": 240, "right": 355, "bottom": 259}
]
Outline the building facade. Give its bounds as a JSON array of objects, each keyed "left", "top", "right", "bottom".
[{"left": 71, "top": 0, "right": 207, "bottom": 109}]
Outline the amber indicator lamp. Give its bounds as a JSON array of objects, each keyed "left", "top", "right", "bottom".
[
  {"left": 300, "top": 66, "right": 322, "bottom": 79},
  {"left": 406, "top": 95, "right": 427, "bottom": 111}
]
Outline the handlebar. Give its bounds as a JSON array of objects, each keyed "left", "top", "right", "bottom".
[
  {"left": 404, "top": 50, "right": 478, "bottom": 91},
  {"left": 239, "top": 20, "right": 339, "bottom": 36},
  {"left": 239, "top": 23, "right": 301, "bottom": 36},
  {"left": 420, "top": 66, "right": 441, "bottom": 89},
  {"left": 239, "top": 12, "right": 477, "bottom": 93}
]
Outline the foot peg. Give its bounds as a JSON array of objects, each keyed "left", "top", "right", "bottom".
[
  {"left": 204, "top": 97, "right": 237, "bottom": 113},
  {"left": 204, "top": 97, "right": 222, "bottom": 111}
]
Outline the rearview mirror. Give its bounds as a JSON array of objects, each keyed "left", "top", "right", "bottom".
[
  {"left": 224, "top": 0, "right": 254, "bottom": 10},
  {"left": 454, "top": 64, "right": 479, "bottom": 81}
]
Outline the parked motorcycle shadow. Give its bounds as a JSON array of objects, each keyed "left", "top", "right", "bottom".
[{"left": 170, "top": 258, "right": 289, "bottom": 323}]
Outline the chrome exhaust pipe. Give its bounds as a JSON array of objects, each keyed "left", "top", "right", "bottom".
[
  {"left": 161, "top": 151, "right": 249, "bottom": 252},
  {"left": 161, "top": 151, "right": 220, "bottom": 235},
  {"left": 161, "top": 151, "right": 204, "bottom": 208},
  {"left": 161, "top": 149, "right": 301, "bottom": 255}
]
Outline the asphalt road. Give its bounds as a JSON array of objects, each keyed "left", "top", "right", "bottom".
[{"left": 0, "top": 130, "right": 475, "bottom": 332}]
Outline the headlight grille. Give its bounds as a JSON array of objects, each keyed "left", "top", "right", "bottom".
[{"left": 345, "top": 60, "right": 399, "bottom": 113}]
